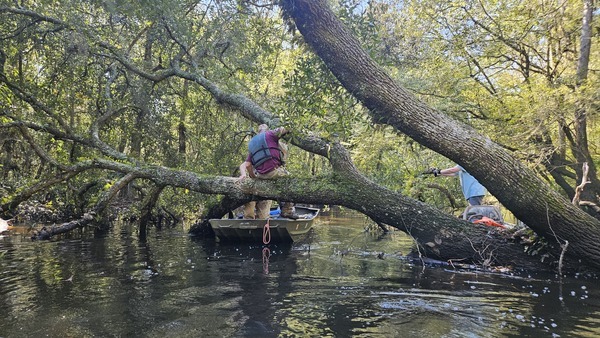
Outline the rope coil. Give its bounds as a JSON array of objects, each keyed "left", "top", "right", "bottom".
[{"left": 262, "top": 218, "right": 271, "bottom": 244}]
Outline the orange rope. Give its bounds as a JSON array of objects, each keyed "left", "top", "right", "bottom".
[{"left": 262, "top": 218, "right": 271, "bottom": 244}]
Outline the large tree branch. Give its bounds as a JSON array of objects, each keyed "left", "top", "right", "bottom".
[
  {"left": 85, "top": 155, "right": 542, "bottom": 270},
  {"left": 1, "top": 118, "right": 541, "bottom": 266},
  {"left": 0, "top": 122, "right": 550, "bottom": 269},
  {"left": 279, "top": 0, "right": 600, "bottom": 270}
]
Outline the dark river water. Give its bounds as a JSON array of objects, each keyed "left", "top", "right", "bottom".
[{"left": 1, "top": 210, "right": 600, "bottom": 337}]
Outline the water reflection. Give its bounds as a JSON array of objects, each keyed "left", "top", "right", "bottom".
[{"left": 0, "top": 210, "right": 599, "bottom": 337}]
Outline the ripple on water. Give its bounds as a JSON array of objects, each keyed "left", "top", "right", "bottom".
[{"left": 1, "top": 216, "right": 600, "bottom": 337}]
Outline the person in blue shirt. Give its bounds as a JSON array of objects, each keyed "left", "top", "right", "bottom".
[{"left": 431, "top": 165, "right": 487, "bottom": 206}]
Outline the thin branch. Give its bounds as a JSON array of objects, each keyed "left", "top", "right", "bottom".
[
  {"left": 558, "top": 240, "right": 569, "bottom": 276},
  {"left": 572, "top": 162, "right": 590, "bottom": 205},
  {"left": 97, "top": 41, "right": 176, "bottom": 82},
  {"left": 16, "top": 123, "right": 65, "bottom": 169},
  {"left": 0, "top": 74, "right": 72, "bottom": 132}
]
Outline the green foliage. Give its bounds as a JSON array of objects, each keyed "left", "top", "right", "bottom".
[
  {"left": 0, "top": 0, "right": 597, "bottom": 219},
  {"left": 341, "top": 0, "right": 600, "bottom": 208},
  {"left": 279, "top": 54, "right": 363, "bottom": 139}
]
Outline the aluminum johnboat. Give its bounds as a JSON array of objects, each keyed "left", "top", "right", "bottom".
[{"left": 209, "top": 206, "right": 320, "bottom": 243}]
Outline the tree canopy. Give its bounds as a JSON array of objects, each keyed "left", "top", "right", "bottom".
[{"left": 1, "top": 0, "right": 599, "bottom": 271}]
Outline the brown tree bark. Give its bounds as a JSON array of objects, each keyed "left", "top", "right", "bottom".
[{"left": 279, "top": 0, "right": 600, "bottom": 269}]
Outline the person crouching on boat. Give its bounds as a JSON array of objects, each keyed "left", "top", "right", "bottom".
[{"left": 239, "top": 124, "right": 298, "bottom": 219}]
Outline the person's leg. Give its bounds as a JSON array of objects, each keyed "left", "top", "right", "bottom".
[
  {"left": 255, "top": 200, "right": 273, "bottom": 219},
  {"left": 256, "top": 167, "right": 297, "bottom": 218},
  {"left": 467, "top": 196, "right": 484, "bottom": 206},
  {"left": 255, "top": 167, "right": 289, "bottom": 180},
  {"left": 243, "top": 201, "right": 256, "bottom": 219}
]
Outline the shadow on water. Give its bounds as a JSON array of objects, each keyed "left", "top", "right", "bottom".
[{"left": 1, "top": 211, "right": 600, "bottom": 337}]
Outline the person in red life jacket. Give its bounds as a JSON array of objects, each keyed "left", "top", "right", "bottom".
[{"left": 239, "top": 124, "right": 298, "bottom": 219}]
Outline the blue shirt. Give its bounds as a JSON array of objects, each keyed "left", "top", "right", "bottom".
[{"left": 457, "top": 165, "right": 486, "bottom": 199}]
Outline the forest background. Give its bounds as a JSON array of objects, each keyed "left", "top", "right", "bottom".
[{"left": 0, "top": 0, "right": 598, "bottom": 271}]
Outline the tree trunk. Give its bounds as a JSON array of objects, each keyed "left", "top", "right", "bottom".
[
  {"left": 139, "top": 184, "right": 166, "bottom": 235},
  {"left": 572, "top": 0, "right": 600, "bottom": 214},
  {"left": 280, "top": 0, "right": 600, "bottom": 269}
]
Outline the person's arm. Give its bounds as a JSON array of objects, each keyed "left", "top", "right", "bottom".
[
  {"left": 239, "top": 161, "right": 255, "bottom": 179},
  {"left": 273, "top": 127, "right": 289, "bottom": 139},
  {"left": 438, "top": 165, "right": 460, "bottom": 177}
]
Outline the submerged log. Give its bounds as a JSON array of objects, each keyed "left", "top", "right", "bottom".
[{"left": 32, "top": 212, "right": 95, "bottom": 240}]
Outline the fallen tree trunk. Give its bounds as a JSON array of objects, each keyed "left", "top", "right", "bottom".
[
  {"left": 193, "top": 142, "right": 547, "bottom": 271},
  {"left": 0, "top": 122, "right": 556, "bottom": 270},
  {"left": 32, "top": 212, "right": 95, "bottom": 240},
  {"left": 279, "top": 0, "right": 600, "bottom": 271}
]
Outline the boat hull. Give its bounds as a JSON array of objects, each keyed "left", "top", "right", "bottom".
[{"left": 209, "top": 207, "right": 319, "bottom": 243}]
